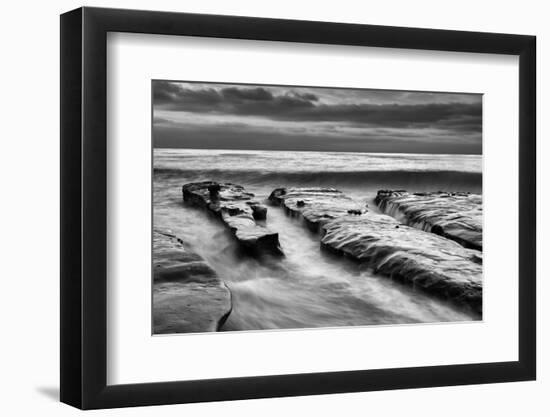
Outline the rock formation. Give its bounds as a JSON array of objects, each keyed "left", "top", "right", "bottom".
[
  {"left": 270, "top": 187, "right": 482, "bottom": 315},
  {"left": 321, "top": 216, "right": 482, "bottom": 314},
  {"left": 375, "top": 190, "right": 482, "bottom": 250},
  {"left": 269, "top": 187, "right": 363, "bottom": 232},
  {"left": 183, "top": 181, "right": 283, "bottom": 256},
  {"left": 153, "top": 230, "right": 232, "bottom": 334}
]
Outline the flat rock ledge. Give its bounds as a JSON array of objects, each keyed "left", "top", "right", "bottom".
[
  {"left": 183, "top": 181, "right": 283, "bottom": 256},
  {"left": 153, "top": 230, "right": 232, "bottom": 334},
  {"left": 270, "top": 187, "right": 482, "bottom": 315},
  {"left": 375, "top": 190, "right": 482, "bottom": 250},
  {"left": 268, "top": 187, "right": 364, "bottom": 232},
  {"left": 322, "top": 216, "right": 482, "bottom": 315}
]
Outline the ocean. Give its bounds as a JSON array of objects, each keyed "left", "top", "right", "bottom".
[{"left": 153, "top": 148, "right": 482, "bottom": 331}]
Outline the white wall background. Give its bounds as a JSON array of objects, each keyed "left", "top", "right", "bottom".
[{"left": 0, "top": 0, "right": 546, "bottom": 415}]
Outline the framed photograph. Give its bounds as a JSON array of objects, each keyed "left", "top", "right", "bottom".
[{"left": 60, "top": 6, "right": 536, "bottom": 409}]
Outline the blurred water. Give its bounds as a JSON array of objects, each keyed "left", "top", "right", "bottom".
[
  {"left": 155, "top": 148, "right": 482, "bottom": 174},
  {"left": 153, "top": 149, "right": 482, "bottom": 331}
]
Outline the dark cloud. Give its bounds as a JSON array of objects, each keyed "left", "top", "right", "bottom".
[
  {"left": 153, "top": 81, "right": 321, "bottom": 123},
  {"left": 153, "top": 81, "right": 481, "bottom": 132},
  {"left": 221, "top": 87, "right": 274, "bottom": 101},
  {"left": 154, "top": 83, "right": 222, "bottom": 111},
  {"left": 152, "top": 81, "right": 482, "bottom": 154}
]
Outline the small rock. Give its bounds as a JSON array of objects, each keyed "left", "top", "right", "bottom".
[
  {"left": 250, "top": 204, "right": 267, "bottom": 220},
  {"left": 208, "top": 183, "right": 221, "bottom": 200},
  {"left": 226, "top": 207, "right": 242, "bottom": 216}
]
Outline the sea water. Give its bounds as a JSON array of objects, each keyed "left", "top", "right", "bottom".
[{"left": 153, "top": 148, "right": 482, "bottom": 331}]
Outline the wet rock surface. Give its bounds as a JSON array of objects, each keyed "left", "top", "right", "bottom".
[
  {"left": 153, "top": 230, "right": 232, "bottom": 334},
  {"left": 375, "top": 190, "right": 482, "bottom": 250},
  {"left": 183, "top": 181, "right": 283, "bottom": 256},
  {"left": 321, "top": 216, "right": 482, "bottom": 315},
  {"left": 270, "top": 187, "right": 482, "bottom": 315},
  {"left": 268, "top": 187, "right": 363, "bottom": 232}
]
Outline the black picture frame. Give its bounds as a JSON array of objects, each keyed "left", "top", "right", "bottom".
[{"left": 60, "top": 6, "right": 536, "bottom": 410}]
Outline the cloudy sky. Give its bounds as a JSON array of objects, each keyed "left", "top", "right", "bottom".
[{"left": 153, "top": 81, "right": 482, "bottom": 154}]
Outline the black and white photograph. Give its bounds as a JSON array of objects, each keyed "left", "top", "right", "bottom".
[
  {"left": 152, "top": 80, "right": 483, "bottom": 334},
  {"left": 1, "top": 0, "right": 543, "bottom": 413}
]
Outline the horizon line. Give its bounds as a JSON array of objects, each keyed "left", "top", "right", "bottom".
[{"left": 153, "top": 146, "right": 482, "bottom": 157}]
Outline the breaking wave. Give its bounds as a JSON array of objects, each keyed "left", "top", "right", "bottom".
[{"left": 154, "top": 168, "right": 482, "bottom": 192}]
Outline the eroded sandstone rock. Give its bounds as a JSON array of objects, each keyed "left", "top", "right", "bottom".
[
  {"left": 321, "top": 216, "right": 482, "bottom": 315},
  {"left": 270, "top": 187, "right": 482, "bottom": 315},
  {"left": 268, "top": 187, "right": 363, "bottom": 232},
  {"left": 182, "top": 181, "right": 283, "bottom": 256},
  {"left": 153, "top": 230, "right": 232, "bottom": 334},
  {"left": 375, "top": 190, "right": 482, "bottom": 250}
]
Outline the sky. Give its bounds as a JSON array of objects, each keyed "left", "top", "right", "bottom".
[{"left": 153, "top": 81, "right": 482, "bottom": 154}]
